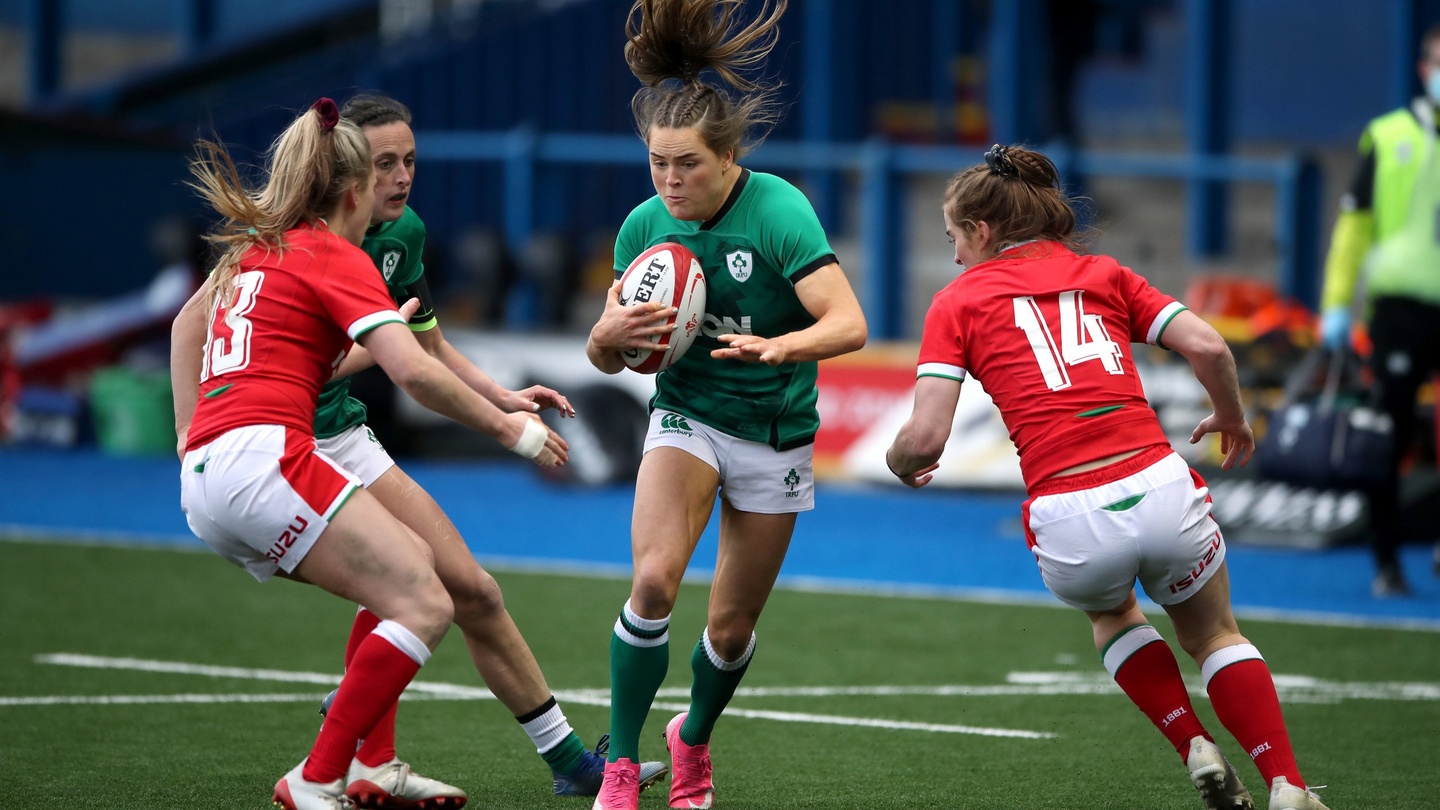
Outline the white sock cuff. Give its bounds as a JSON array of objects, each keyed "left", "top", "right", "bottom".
[
  {"left": 1101, "top": 624, "right": 1165, "bottom": 678},
  {"left": 614, "top": 599, "right": 669, "bottom": 648},
  {"left": 702, "top": 627, "right": 755, "bottom": 672},
  {"left": 1201, "top": 643, "right": 1263, "bottom": 688},
  {"left": 373, "top": 619, "right": 432, "bottom": 667},
  {"left": 519, "top": 701, "right": 572, "bottom": 754}
]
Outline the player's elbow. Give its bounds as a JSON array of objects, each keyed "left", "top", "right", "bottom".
[
  {"left": 1180, "top": 330, "right": 1231, "bottom": 367},
  {"left": 387, "top": 355, "right": 444, "bottom": 399},
  {"left": 844, "top": 321, "right": 868, "bottom": 354},
  {"left": 835, "top": 313, "right": 868, "bottom": 356}
]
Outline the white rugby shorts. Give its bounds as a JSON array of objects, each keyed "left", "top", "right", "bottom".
[
  {"left": 644, "top": 409, "right": 814, "bottom": 514},
  {"left": 316, "top": 424, "right": 396, "bottom": 488},
  {"left": 1022, "top": 448, "right": 1226, "bottom": 611},
  {"left": 180, "top": 424, "right": 360, "bottom": 582}
]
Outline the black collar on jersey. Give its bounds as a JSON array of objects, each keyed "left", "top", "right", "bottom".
[{"left": 699, "top": 167, "right": 751, "bottom": 231}]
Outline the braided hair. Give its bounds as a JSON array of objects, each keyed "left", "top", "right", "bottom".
[{"left": 625, "top": 0, "right": 787, "bottom": 159}]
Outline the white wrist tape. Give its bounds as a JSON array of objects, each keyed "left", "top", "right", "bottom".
[{"left": 508, "top": 418, "right": 548, "bottom": 459}]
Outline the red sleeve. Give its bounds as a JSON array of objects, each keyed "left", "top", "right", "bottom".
[
  {"left": 1116, "top": 262, "right": 1182, "bottom": 345},
  {"left": 916, "top": 286, "right": 968, "bottom": 381},
  {"left": 311, "top": 239, "right": 404, "bottom": 339}
]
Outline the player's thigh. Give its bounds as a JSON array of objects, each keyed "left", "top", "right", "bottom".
[
  {"left": 294, "top": 487, "right": 450, "bottom": 624},
  {"left": 709, "top": 504, "right": 795, "bottom": 633},
  {"left": 1161, "top": 560, "right": 1243, "bottom": 658},
  {"left": 367, "top": 463, "right": 477, "bottom": 586},
  {"left": 631, "top": 445, "right": 720, "bottom": 593}
]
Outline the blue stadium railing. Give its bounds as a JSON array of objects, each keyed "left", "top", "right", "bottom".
[{"left": 418, "top": 129, "right": 1323, "bottom": 340}]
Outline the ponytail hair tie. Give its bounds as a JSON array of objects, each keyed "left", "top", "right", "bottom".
[
  {"left": 984, "top": 144, "right": 1018, "bottom": 178},
  {"left": 311, "top": 97, "right": 340, "bottom": 131}
]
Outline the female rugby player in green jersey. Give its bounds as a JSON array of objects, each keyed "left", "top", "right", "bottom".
[
  {"left": 174, "top": 94, "right": 664, "bottom": 806},
  {"left": 583, "top": 3, "right": 867, "bottom": 808}
]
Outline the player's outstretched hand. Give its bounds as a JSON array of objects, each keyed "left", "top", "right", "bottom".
[
  {"left": 1189, "top": 413, "right": 1254, "bottom": 470},
  {"left": 507, "top": 385, "right": 576, "bottom": 418},
  {"left": 592, "top": 280, "right": 677, "bottom": 351},
  {"left": 712, "top": 333, "right": 787, "bottom": 366},
  {"left": 500, "top": 412, "right": 570, "bottom": 468}
]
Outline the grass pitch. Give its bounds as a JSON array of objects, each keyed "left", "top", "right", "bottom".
[{"left": 2, "top": 537, "right": 1437, "bottom": 809}]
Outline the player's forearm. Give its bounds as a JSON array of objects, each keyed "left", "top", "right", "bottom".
[
  {"left": 1188, "top": 345, "right": 1247, "bottom": 423},
  {"left": 886, "top": 422, "right": 946, "bottom": 477},
  {"left": 432, "top": 339, "right": 509, "bottom": 404},
  {"left": 394, "top": 355, "right": 509, "bottom": 438},
  {"left": 772, "top": 309, "right": 868, "bottom": 364},
  {"left": 586, "top": 334, "right": 627, "bottom": 374}
]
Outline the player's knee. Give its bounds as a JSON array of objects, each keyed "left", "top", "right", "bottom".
[
  {"left": 704, "top": 623, "right": 755, "bottom": 661},
  {"left": 409, "top": 575, "right": 454, "bottom": 641},
  {"left": 448, "top": 566, "right": 505, "bottom": 622},
  {"left": 629, "top": 573, "right": 679, "bottom": 619}
]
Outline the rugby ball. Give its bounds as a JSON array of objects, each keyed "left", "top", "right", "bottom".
[{"left": 617, "top": 242, "right": 707, "bottom": 374}]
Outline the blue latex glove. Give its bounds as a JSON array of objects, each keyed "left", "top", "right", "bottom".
[{"left": 1320, "top": 307, "right": 1351, "bottom": 350}]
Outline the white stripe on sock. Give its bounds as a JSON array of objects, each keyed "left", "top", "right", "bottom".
[
  {"left": 520, "top": 702, "right": 573, "bottom": 754},
  {"left": 1201, "top": 643, "right": 1263, "bottom": 688},
  {"left": 1102, "top": 625, "right": 1164, "bottom": 678},
  {"left": 372, "top": 620, "right": 431, "bottom": 667},
  {"left": 702, "top": 627, "right": 754, "bottom": 672},
  {"left": 614, "top": 599, "right": 669, "bottom": 648}
]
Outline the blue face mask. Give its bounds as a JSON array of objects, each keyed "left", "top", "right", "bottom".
[{"left": 1427, "top": 67, "right": 1440, "bottom": 105}]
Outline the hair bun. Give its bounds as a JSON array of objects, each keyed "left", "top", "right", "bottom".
[
  {"left": 311, "top": 97, "right": 340, "bottom": 131},
  {"left": 984, "top": 144, "right": 1017, "bottom": 178}
]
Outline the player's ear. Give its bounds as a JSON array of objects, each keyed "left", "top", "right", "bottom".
[{"left": 973, "top": 220, "right": 993, "bottom": 249}]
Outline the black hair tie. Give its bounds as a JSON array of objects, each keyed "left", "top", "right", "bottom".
[{"left": 985, "top": 144, "right": 1018, "bottom": 178}]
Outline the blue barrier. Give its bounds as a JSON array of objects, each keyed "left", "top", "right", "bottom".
[{"left": 416, "top": 129, "right": 1322, "bottom": 339}]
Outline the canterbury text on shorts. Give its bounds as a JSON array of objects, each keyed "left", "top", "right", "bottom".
[
  {"left": 1021, "top": 448, "right": 1226, "bottom": 611},
  {"left": 316, "top": 424, "right": 397, "bottom": 488},
  {"left": 644, "top": 409, "right": 815, "bottom": 514},
  {"left": 180, "top": 424, "right": 360, "bottom": 582}
]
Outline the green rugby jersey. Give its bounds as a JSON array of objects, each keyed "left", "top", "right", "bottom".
[
  {"left": 613, "top": 169, "right": 838, "bottom": 450},
  {"left": 313, "top": 206, "right": 436, "bottom": 439}
]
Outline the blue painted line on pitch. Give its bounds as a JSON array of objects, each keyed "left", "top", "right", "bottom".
[{"left": 2, "top": 447, "right": 1438, "bottom": 627}]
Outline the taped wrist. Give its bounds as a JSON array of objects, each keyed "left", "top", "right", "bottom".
[{"left": 508, "top": 418, "right": 548, "bottom": 459}]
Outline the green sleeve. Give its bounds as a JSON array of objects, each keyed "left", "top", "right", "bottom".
[
  {"left": 613, "top": 205, "right": 648, "bottom": 278},
  {"left": 759, "top": 179, "right": 837, "bottom": 282}
]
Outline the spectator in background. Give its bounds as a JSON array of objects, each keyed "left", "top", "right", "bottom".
[
  {"left": 177, "top": 99, "right": 567, "bottom": 810},
  {"left": 1319, "top": 23, "right": 1440, "bottom": 597},
  {"left": 886, "top": 145, "right": 1331, "bottom": 810},
  {"left": 583, "top": 2, "right": 867, "bottom": 808},
  {"left": 173, "top": 93, "right": 664, "bottom": 805}
]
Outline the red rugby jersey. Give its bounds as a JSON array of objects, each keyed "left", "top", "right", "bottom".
[
  {"left": 917, "top": 241, "right": 1184, "bottom": 490},
  {"left": 186, "top": 223, "right": 403, "bottom": 449}
]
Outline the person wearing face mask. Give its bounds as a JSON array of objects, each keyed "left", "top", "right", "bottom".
[{"left": 1318, "top": 23, "right": 1440, "bottom": 597}]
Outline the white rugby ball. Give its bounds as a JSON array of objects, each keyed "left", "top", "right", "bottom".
[{"left": 617, "top": 242, "right": 707, "bottom": 374}]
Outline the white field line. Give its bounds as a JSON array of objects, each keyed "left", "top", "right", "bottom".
[
  {"left": 24, "top": 653, "right": 1052, "bottom": 739},
  {"left": 17, "top": 653, "right": 1440, "bottom": 717}
]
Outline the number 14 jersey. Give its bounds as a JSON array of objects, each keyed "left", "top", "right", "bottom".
[{"left": 917, "top": 241, "right": 1184, "bottom": 490}]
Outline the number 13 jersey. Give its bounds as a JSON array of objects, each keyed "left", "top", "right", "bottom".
[
  {"left": 917, "top": 241, "right": 1185, "bottom": 490},
  {"left": 186, "top": 223, "right": 404, "bottom": 452}
]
